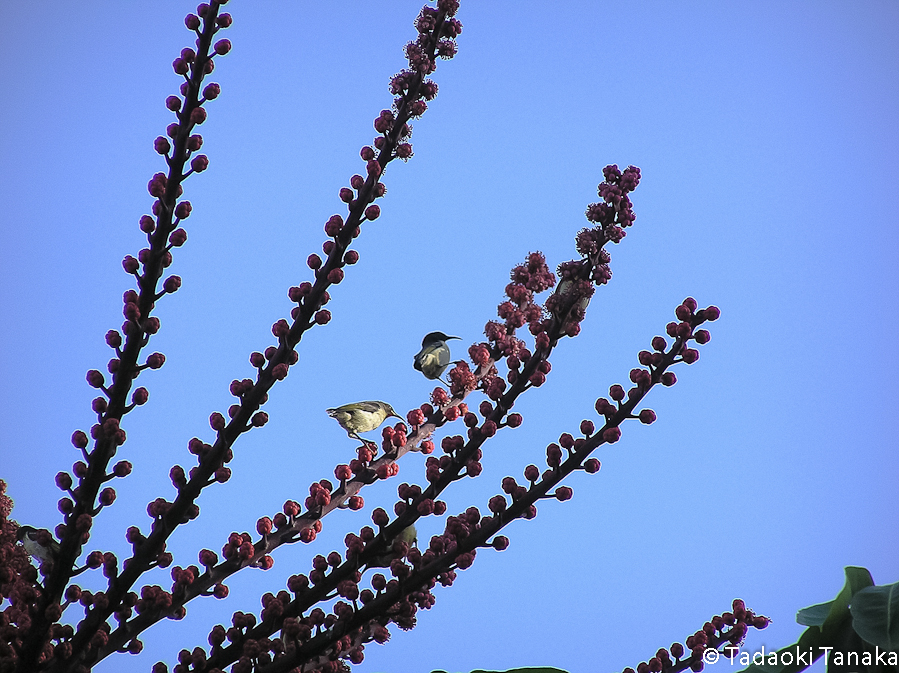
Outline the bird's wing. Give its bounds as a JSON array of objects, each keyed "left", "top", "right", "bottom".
[
  {"left": 437, "top": 346, "right": 450, "bottom": 367},
  {"left": 413, "top": 346, "right": 426, "bottom": 371}
]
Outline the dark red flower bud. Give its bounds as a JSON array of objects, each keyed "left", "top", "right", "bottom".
[
  {"left": 190, "top": 107, "right": 207, "bottom": 124},
  {"left": 639, "top": 409, "right": 657, "bottom": 424},
  {"left": 555, "top": 486, "right": 573, "bottom": 501},
  {"left": 154, "top": 136, "right": 171, "bottom": 155},
  {"left": 147, "top": 352, "right": 165, "bottom": 369},
  {"left": 488, "top": 495, "right": 506, "bottom": 514},
  {"left": 56, "top": 471, "right": 73, "bottom": 490},
  {"left": 480, "top": 420, "right": 497, "bottom": 437},
  {"left": 142, "top": 317, "right": 160, "bottom": 335},
  {"left": 190, "top": 154, "right": 209, "bottom": 172},
  {"left": 396, "top": 143, "right": 413, "bottom": 159},
  {"left": 113, "top": 461, "right": 132, "bottom": 477},
  {"left": 692, "top": 329, "right": 710, "bottom": 345},
  {"left": 546, "top": 443, "right": 562, "bottom": 467},
  {"left": 256, "top": 517, "right": 273, "bottom": 536},
  {"left": 501, "top": 413, "right": 521, "bottom": 429},
  {"left": 202, "top": 83, "right": 221, "bottom": 100},
  {"left": 676, "top": 304, "right": 692, "bottom": 321},
  {"left": 488, "top": 535, "right": 509, "bottom": 551},
  {"left": 602, "top": 427, "right": 621, "bottom": 443},
  {"left": 162, "top": 275, "right": 182, "bottom": 294},
  {"left": 105, "top": 331, "right": 123, "bottom": 350},
  {"left": 86, "top": 370, "right": 105, "bottom": 388}
]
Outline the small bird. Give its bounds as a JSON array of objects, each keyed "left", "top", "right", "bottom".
[
  {"left": 367, "top": 525, "right": 418, "bottom": 569},
  {"left": 16, "top": 525, "right": 60, "bottom": 565},
  {"left": 326, "top": 401, "right": 402, "bottom": 443},
  {"left": 413, "top": 331, "right": 461, "bottom": 384}
]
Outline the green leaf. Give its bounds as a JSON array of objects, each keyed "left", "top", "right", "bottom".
[
  {"left": 797, "top": 601, "right": 834, "bottom": 627},
  {"left": 819, "top": 566, "right": 874, "bottom": 638},
  {"left": 850, "top": 581, "right": 899, "bottom": 652}
]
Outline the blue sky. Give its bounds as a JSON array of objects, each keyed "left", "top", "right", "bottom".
[{"left": 1, "top": 2, "right": 897, "bottom": 673}]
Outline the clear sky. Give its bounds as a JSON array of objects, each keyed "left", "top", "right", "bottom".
[{"left": 1, "top": 2, "right": 897, "bottom": 673}]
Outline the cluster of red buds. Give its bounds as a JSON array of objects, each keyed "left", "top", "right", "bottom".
[
  {"left": 5, "top": 4, "right": 464, "bottom": 670},
  {"left": 2, "top": 3, "right": 236, "bottom": 671},
  {"left": 178, "top": 289, "right": 724, "bottom": 670},
  {"left": 180, "top": 496, "right": 501, "bottom": 672},
  {"left": 623, "top": 600, "right": 770, "bottom": 673},
  {"left": 0, "top": 1, "right": 760, "bottom": 672},
  {"left": 196, "top": 0, "right": 466, "bottom": 459}
]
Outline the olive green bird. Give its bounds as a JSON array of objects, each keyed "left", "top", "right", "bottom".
[
  {"left": 326, "top": 401, "right": 402, "bottom": 443},
  {"left": 366, "top": 524, "right": 418, "bottom": 569}
]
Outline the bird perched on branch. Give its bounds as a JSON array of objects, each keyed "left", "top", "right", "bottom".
[
  {"left": 327, "top": 401, "right": 402, "bottom": 443},
  {"left": 16, "top": 525, "right": 60, "bottom": 565},
  {"left": 366, "top": 524, "right": 418, "bottom": 569},
  {"left": 413, "top": 331, "right": 461, "bottom": 384}
]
